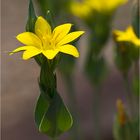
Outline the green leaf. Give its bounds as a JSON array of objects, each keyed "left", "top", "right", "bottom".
[
  {"left": 37, "top": 0, "right": 69, "bottom": 18},
  {"left": 35, "top": 92, "right": 73, "bottom": 138},
  {"left": 37, "top": 0, "right": 50, "bottom": 17},
  {"left": 35, "top": 94, "right": 50, "bottom": 127},
  {"left": 26, "top": 0, "right": 37, "bottom": 32}
]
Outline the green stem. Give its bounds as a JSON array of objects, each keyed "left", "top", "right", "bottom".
[
  {"left": 123, "top": 75, "right": 135, "bottom": 118},
  {"left": 92, "top": 85, "right": 101, "bottom": 140},
  {"left": 132, "top": 61, "right": 139, "bottom": 116},
  {"left": 64, "top": 75, "right": 82, "bottom": 140}
]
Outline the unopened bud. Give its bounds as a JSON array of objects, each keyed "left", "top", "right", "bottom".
[{"left": 116, "top": 99, "right": 127, "bottom": 125}]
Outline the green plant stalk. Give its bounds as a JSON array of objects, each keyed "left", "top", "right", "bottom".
[
  {"left": 92, "top": 85, "right": 101, "bottom": 140},
  {"left": 36, "top": 57, "right": 73, "bottom": 138},
  {"left": 133, "top": 61, "right": 139, "bottom": 116},
  {"left": 123, "top": 75, "right": 135, "bottom": 118},
  {"left": 85, "top": 40, "right": 107, "bottom": 140},
  {"left": 64, "top": 74, "right": 82, "bottom": 140},
  {"left": 85, "top": 12, "right": 112, "bottom": 140}
]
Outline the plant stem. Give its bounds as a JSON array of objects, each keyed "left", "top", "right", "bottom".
[
  {"left": 123, "top": 75, "right": 135, "bottom": 118},
  {"left": 133, "top": 61, "right": 139, "bottom": 116},
  {"left": 64, "top": 75, "right": 82, "bottom": 140},
  {"left": 92, "top": 85, "right": 101, "bottom": 140}
]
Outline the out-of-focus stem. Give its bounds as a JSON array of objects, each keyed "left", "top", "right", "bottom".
[
  {"left": 123, "top": 75, "right": 135, "bottom": 118},
  {"left": 134, "top": 61, "right": 139, "bottom": 76},
  {"left": 133, "top": 61, "right": 139, "bottom": 116},
  {"left": 92, "top": 85, "right": 101, "bottom": 140},
  {"left": 64, "top": 74, "right": 82, "bottom": 140}
]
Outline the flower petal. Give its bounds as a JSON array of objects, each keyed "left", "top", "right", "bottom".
[
  {"left": 35, "top": 16, "right": 52, "bottom": 38},
  {"left": 116, "top": 26, "right": 138, "bottom": 43},
  {"left": 118, "top": 27, "right": 132, "bottom": 41},
  {"left": 16, "top": 32, "right": 42, "bottom": 48},
  {"left": 59, "top": 45, "right": 79, "bottom": 57},
  {"left": 58, "top": 31, "right": 84, "bottom": 46},
  {"left": 52, "top": 23, "right": 72, "bottom": 43},
  {"left": 10, "top": 46, "right": 29, "bottom": 55},
  {"left": 42, "top": 50, "right": 59, "bottom": 59},
  {"left": 114, "top": 26, "right": 140, "bottom": 47},
  {"left": 22, "top": 46, "right": 42, "bottom": 60}
]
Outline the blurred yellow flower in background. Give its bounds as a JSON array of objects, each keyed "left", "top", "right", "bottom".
[
  {"left": 70, "top": 1, "right": 92, "bottom": 19},
  {"left": 70, "top": 0, "right": 127, "bottom": 19},
  {"left": 87, "top": 0, "right": 127, "bottom": 13},
  {"left": 11, "top": 16, "right": 84, "bottom": 60},
  {"left": 113, "top": 26, "right": 140, "bottom": 47}
]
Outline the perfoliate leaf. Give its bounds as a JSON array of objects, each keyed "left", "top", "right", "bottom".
[
  {"left": 35, "top": 92, "right": 73, "bottom": 138},
  {"left": 35, "top": 94, "right": 50, "bottom": 127},
  {"left": 26, "top": 0, "right": 37, "bottom": 32}
]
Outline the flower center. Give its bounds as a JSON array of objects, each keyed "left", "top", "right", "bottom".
[{"left": 42, "top": 35, "right": 56, "bottom": 50}]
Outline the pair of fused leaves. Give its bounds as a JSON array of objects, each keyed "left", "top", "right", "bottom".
[
  {"left": 26, "top": 0, "right": 73, "bottom": 137},
  {"left": 35, "top": 91, "right": 73, "bottom": 137}
]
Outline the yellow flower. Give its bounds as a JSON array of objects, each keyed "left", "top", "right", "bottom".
[
  {"left": 113, "top": 26, "right": 140, "bottom": 47},
  {"left": 88, "top": 0, "right": 127, "bottom": 13},
  {"left": 70, "top": 1, "right": 92, "bottom": 19},
  {"left": 70, "top": 0, "right": 127, "bottom": 19},
  {"left": 11, "top": 16, "right": 84, "bottom": 60}
]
